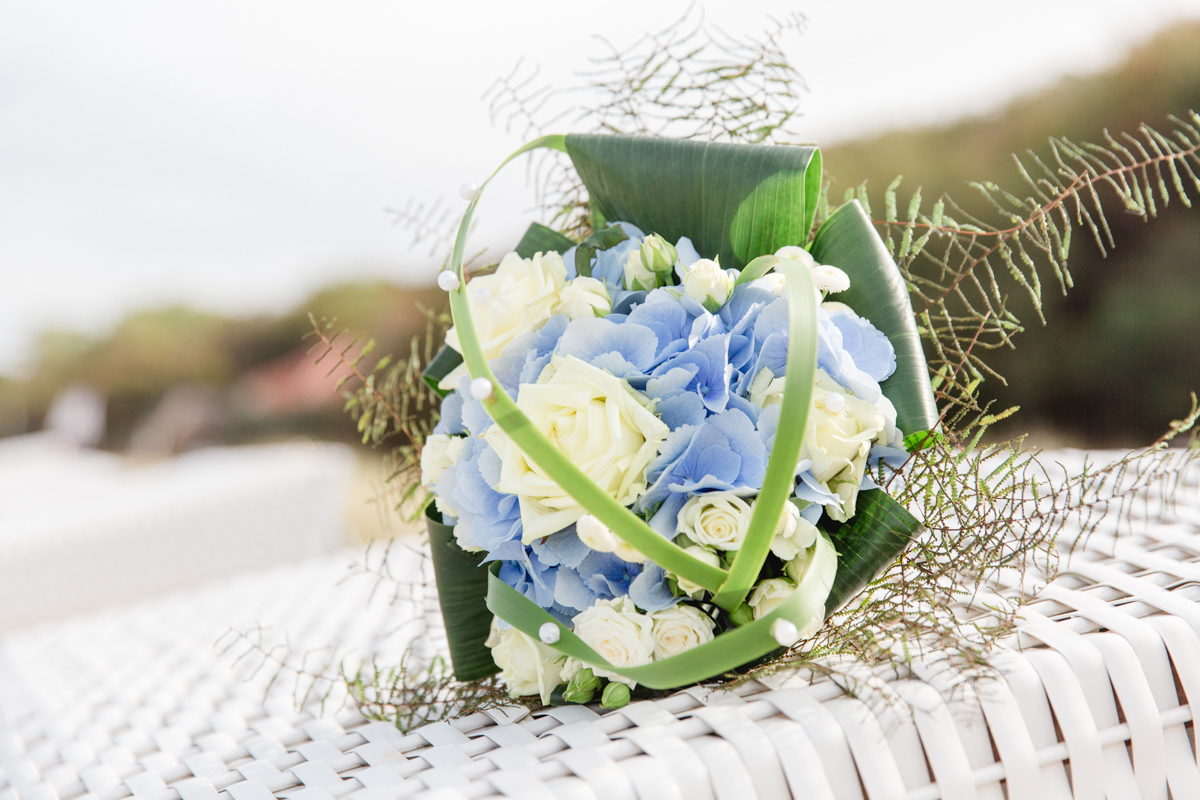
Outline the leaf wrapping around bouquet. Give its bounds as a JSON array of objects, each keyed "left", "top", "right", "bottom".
[
  {"left": 565, "top": 135, "right": 822, "bottom": 269},
  {"left": 810, "top": 201, "right": 939, "bottom": 437},
  {"left": 821, "top": 488, "right": 924, "bottom": 614},
  {"left": 426, "top": 507, "right": 498, "bottom": 681}
]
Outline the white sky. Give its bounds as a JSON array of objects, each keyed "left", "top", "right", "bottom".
[{"left": 3, "top": 0, "right": 1200, "bottom": 376}]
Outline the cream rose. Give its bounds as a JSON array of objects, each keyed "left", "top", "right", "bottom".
[
  {"left": 668, "top": 545, "right": 722, "bottom": 599},
  {"left": 485, "top": 355, "right": 669, "bottom": 542},
  {"left": 576, "top": 514, "right": 646, "bottom": 564},
  {"left": 571, "top": 596, "right": 655, "bottom": 684},
  {"left": 485, "top": 618, "right": 564, "bottom": 704},
  {"left": 649, "top": 604, "right": 716, "bottom": 660},
  {"left": 803, "top": 370, "right": 885, "bottom": 522},
  {"left": 553, "top": 276, "right": 611, "bottom": 320},
  {"left": 784, "top": 532, "right": 838, "bottom": 637},
  {"left": 680, "top": 258, "right": 735, "bottom": 311},
  {"left": 623, "top": 250, "right": 659, "bottom": 292},
  {"left": 765, "top": 500, "right": 818, "bottom": 561},
  {"left": 420, "top": 433, "right": 465, "bottom": 490},
  {"left": 677, "top": 492, "right": 752, "bottom": 551},
  {"left": 441, "top": 251, "right": 566, "bottom": 379},
  {"left": 748, "top": 577, "right": 795, "bottom": 620}
]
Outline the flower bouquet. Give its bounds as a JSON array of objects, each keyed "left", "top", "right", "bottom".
[{"left": 420, "top": 134, "right": 938, "bottom": 706}]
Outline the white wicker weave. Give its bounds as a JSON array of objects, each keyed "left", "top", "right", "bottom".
[{"left": 2, "top": 449, "right": 1199, "bottom": 799}]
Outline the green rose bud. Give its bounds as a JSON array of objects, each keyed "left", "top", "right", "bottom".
[
  {"left": 600, "top": 681, "right": 631, "bottom": 709},
  {"left": 640, "top": 233, "right": 678, "bottom": 275},
  {"left": 562, "top": 667, "right": 601, "bottom": 704},
  {"left": 728, "top": 602, "right": 755, "bottom": 627}
]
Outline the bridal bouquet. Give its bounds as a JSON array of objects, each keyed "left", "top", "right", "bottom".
[{"left": 419, "top": 135, "right": 937, "bottom": 706}]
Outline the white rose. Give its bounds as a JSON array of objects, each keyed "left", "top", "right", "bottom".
[
  {"left": 765, "top": 500, "right": 818, "bottom": 561},
  {"left": 486, "top": 355, "right": 669, "bottom": 542},
  {"left": 623, "top": 250, "right": 659, "bottom": 292},
  {"left": 748, "top": 577, "right": 795, "bottom": 620},
  {"left": 420, "top": 433, "right": 465, "bottom": 490},
  {"left": 553, "top": 276, "right": 611, "bottom": 320},
  {"left": 649, "top": 604, "right": 716, "bottom": 660},
  {"left": 572, "top": 596, "right": 655, "bottom": 685},
  {"left": 784, "top": 532, "right": 838, "bottom": 636},
  {"left": 677, "top": 492, "right": 752, "bottom": 551},
  {"left": 668, "top": 545, "right": 721, "bottom": 599},
  {"left": 748, "top": 367, "right": 787, "bottom": 408},
  {"left": 577, "top": 514, "right": 646, "bottom": 564},
  {"left": 803, "top": 370, "right": 885, "bottom": 522},
  {"left": 681, "top": 258, "right": 735, "bottom": 311},
  {"left": 442, "top": 251, "right": 566, "bottom": 380},
  {"left": 485, "top": 618, "right": 564, "bottom": 705}
]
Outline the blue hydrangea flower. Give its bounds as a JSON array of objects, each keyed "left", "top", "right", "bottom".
[
  {"left": 824, "top": 304, "right": 897, "bottom": 383},
  {"left": 636, "top": 408, "right": 769, "bottom": 536}
]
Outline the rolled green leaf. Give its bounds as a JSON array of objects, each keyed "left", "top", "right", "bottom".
[
  {"left": 564, "top": 135, "right": 822, "bottom": 269},
  {"left": 422, "top": 344, "right": 463, "bottom": 396},
  {"left": 425, "top": 507, "right": 498, "bottom": 681},
  {"left": 515, "top": 222, "right": 575, "bottom": 260},
  {"left": 822, "top": 488, "right": 924, "bottom": 615},
  {"left": 809, "top": 201, "right": 939, "bottom": 437}
]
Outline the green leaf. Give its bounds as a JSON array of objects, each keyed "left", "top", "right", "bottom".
[
  {"left": 810, "top": 200, "right": 940, "bottom": 437},
  {"left": 573, "top": 224, "right": 629, "bottom": 278},
  {"left": 515, "top": 222, "right": 575, "bottom": 260},
  {"left": 564, "top": 135, "right": 822, "bottom": 268},
  {"left": 822, "top": 489, "right": 924, "bottom": 614},
  {"left": 425, "top": 507, "right": 498, "bottom": 681},
  {"left": 421, "top": 344, "right": 463, "bottom": 397},
  {"left": 903, "top": 429, "right": 942, "bottom": 452}
]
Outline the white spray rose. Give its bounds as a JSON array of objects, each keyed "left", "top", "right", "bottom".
[
  {"left": 553, "top": 276, "right": 611, "bottom": 320},
  {"left": 572, "top": 596, "right": 655, "bottom": 685},
  {"left": 765, "top": 500, "right": 818, "bottom": 561},
  {"left": 668, "top": 545, "right": 722, "bottom": 599},
  {"left": 486, "top": 355, "right": 669, "bottom": 542},
  {"left": 774, "top": 245, "right": 850, "bottom": 296},
  {"left": 681, "top": 258, "right": 735, "bottom": 312},
  {"left": 485, "top": 618, "right": 564, "bottom": 705},
  {"left": 623, "top": 250, "right": 659, "bottom": 292},
  {"left": 576, "top": 514, "right": 646, "bottom": 564},
  {"left": 748, "top": 368, "right": 787, "bottom": 408},
  {"left": 784, "top": 532, "right": 838, "bottom": 637},
  {"left": 649, "top": 604, "right": 716, "bottom": 660},
  {"left": 420, "top": 433, "right": 465, "bottom": 490},
  {"left": 748, "top": 577, "right": 795, "bottom": 620},
  {"left": 803, "top": 370, "right": 885, "bottom": 522},
  {"left": 441, "top": 251, "right": 566, "bottom": 385},
  {"left": 676, "top": 492, "right": 753, "bottom": 551}
]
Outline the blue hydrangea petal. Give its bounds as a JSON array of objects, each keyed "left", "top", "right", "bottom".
[{"left": 629, "top": 563, "right": 678, "bottom": 612}]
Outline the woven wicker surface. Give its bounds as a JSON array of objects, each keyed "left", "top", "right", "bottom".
[{"left": 3, "top": 449, "right": 1200, "bottom": 799}]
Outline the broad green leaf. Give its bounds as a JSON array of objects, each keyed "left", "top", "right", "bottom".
[
  {"left": 822, "top": 489, "right": 924, "bottom": 614},
  {"left": 810, "top": 201, "right": 940, "bottom": 437},
  {"left": 564, "top": 135, "right": 822, "bottom": 268},
  {"left": 426, "top": 507, "right": 498, "bottom": 681},
  {"left": 515, "top": 222, "right": 575, "bottom": 259},
  {"left": 421, "top": 344, "right": 463, "bottom": 397}
]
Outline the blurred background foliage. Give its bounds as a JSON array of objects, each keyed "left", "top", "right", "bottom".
[{"left": 2, "top": 22, "right": 1198, "bottom": 452}]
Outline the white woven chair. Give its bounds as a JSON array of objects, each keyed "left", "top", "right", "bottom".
[{"left": 2, "top": 449, "right": 1198, "bottom": 799}]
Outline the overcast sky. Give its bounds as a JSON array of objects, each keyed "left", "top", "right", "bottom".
[{"left": 4, "top": 0, "right": 1200, "bottom": 376}]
